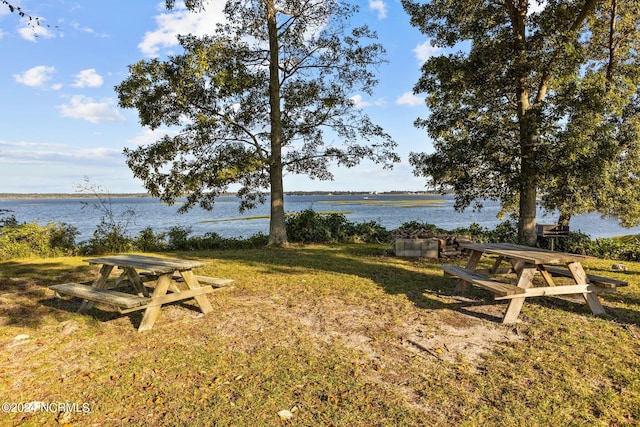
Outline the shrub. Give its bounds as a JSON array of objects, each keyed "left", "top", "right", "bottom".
[
  {"left": 286, "top": 209, "right": 336, "bottom": 243},
  {"left": 167, "top": 226, "right": 195, "bottom": 251},
  {"left": 135, "top": 227, "right": 168, "bottom": 252},
  {"left": 0, "top": 222, "right": 78, "bottom": 260},
  {"left": 285, "top": 209, "right": 389, "bottom": 243}
]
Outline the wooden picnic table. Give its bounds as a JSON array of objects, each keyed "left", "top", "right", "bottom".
[
  {"left": 51, "top": 254, "right": 233, "bottom": 331},
  {"left": 441, "top": 242, "right": 627, "bottom": 324}
]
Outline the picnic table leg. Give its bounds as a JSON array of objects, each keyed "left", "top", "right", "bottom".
[
  {"left": 123, "top": 267, "right": 150, "bottom": 297},
  {"left": 180, "top": 270, "right": 214, "bottom": 314},
  {"left": 567, "top": 262, "right": 606, "bottom": 316},
  {"left": 489, "top": 256, "right": 505, "bottom": 274},
  {"left": 138, "top": 273, "right": 172, "bottom": 332},
  {"left": 79, "top": 264, "right": 114, "bottom": 313},
  {"left": 456, "top": 250, "right": 483, "bottom": 292},
  {"left": 502, "top": 265, "right": 536, "bottom": 324}
]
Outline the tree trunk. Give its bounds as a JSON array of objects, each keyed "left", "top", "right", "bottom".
[
  {"left": 509, "top": 2, "right": 538, "bottom": 246},
  {"left": 266, "top": 0, "right": 288, "bottom": 246},
  {"left": 558, "top": 210, "right": 572, "bottom": 227}
]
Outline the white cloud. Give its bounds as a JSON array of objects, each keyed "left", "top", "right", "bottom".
[
  {"left": 350, "top": 94, "right": 386, "bottom": 109},
  {"left": 528, "top": 0, "right": 547, "bottom": 15},
  {"left": 72, "top": 69, "right": 104, "bottom": 88},
  {"left": 17, "top": 18, "right": 56, "bottom": 42},
  {"left": 369, "top": 0, "right": 388, "bottom": 19},
  {"left": 0, "top": 140, "right": 122, "bottom": 166},
  {"left": 57, "top": 95, "right": 125, "bottom": 123},
  {"left": 128, "top": 128, "right": 180, "bottom": 146},
  {"left": 0, "top": 140, "right": 67, "bottom": 149},
  {"left": 138, "top": 2, "right": 226, "bottom": 57},
  {"left": 413, "top": 39, "right": 441, "bottom": 64},
  {"left": 13, "top": 65, "right": 56, "bottom": 87},
  {"left": 351, "top": 94, "right": 372, "bottom": 108},
  {"left": 396, "top": 92, "right": 424, "bottom": 107}
]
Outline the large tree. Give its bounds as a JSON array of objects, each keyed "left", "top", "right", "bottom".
[
  {"left": 540, "top": 0, "right": 640, "bottom": 228},
  {"left": 403, "top": 0, "right": 640, "bottom": 245},
  {"left": 116, "top": 0, "right": 398, "bottom": 246}
]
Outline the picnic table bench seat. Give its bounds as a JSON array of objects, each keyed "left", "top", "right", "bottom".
[
  {"left": 543, "top": 265, "right": 628, "bottom": 288},
  {"left": 441, "top": 265, "right": 525, "bottom": 299},
  {"left": 51, "top": 283, "right": 151, "bottom": 310},
  {"left": 51, "top": 282, "right": 216, "bottom": 314}
]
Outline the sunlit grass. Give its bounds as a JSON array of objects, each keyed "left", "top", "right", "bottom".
[{"left": 1, "top": 245, "right": 639, "bottom": 425}]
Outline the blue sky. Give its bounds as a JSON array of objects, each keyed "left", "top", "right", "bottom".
[{"left": 0, "top": 0, "right": 436, "bottom": 194}]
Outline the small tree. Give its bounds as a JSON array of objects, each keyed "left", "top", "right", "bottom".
[
  {"left": 75, "top": 178, "right": 136, "bottom": 254},
  {"left": 116, "top": 0, "right": 398, "bottom": 246}
]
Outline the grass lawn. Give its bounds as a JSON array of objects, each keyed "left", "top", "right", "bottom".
[{"left": 1, "top": 244, "right": 639, "bottom": 426}]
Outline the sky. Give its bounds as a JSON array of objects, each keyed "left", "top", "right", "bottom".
[{"left": 0, "top": 0, "right": 437, "bottom": 194}]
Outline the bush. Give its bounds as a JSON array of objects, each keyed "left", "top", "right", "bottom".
[
  {"left": 286, "top": 209, "right": 338, "bottom": 243},
  {"left": 135, "top": 227, "right": 168, "bottom": 252},
  {"left": 78, "top": 218, "right": 136, "bottom": 255},
  {"left": 285, "top": 209, "right": 389, "bottom": 243},
  {"left": 0, "top": 222, "right": 78, "bottom": 260}
]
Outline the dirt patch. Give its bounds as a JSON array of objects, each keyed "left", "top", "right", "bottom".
[{"left": 210, "top": 291, "right": 522, "bottom": 371}]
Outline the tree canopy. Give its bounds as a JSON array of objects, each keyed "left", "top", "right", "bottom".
[
  {"left": 403, "top": 0, "right": 640, "bottom": 244},
  {"left": 116, "top": 0, "right": 398, "bottom": 246}
]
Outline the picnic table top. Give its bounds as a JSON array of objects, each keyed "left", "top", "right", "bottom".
[
  {"left": 459, "top": 242, "right": 594, "bottom": 265},
  {"left": 84, "top": 254, "right": 207, "bottom": 274}
]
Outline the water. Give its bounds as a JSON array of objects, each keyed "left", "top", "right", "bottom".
[{"left": 1, "top": 194, "right": 639, "bottom": 242}]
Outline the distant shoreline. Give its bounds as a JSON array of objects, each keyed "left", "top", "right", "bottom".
[{"left": 0, "top": 191, "right": 438, "bottom": 201}]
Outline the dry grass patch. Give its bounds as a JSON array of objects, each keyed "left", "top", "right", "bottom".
[{"left": 1, "top": 245, "right": 640, "bottom": 426}]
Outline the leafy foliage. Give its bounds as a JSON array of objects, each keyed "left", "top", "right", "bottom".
[
  {"left": 403, "top": 0, "right": 640, "bottom": 244},
  {"left": 0, "top": 222, "right": 78, "bottom": 260},
  {"left": 116, "top": 0, "right": 398, "bottom": 246},
  {"left": 285, "top": 209, "right": 390, "bottom": 243}
]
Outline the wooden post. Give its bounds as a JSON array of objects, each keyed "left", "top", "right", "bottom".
[
  {"left": 79, "top": 264, "right": 113, "bottom": 313},
  {"left": 567, "top": 262, "right": 606, "bottom": 315},
  {"left": 138, "top": 273, "right": 172, "bottom": 332},
  {"left": 180, "top": 270, "right": 213, "bottom": 314},
  {"left": 502, "top": 264, "right": 536, "bottom": 324}
]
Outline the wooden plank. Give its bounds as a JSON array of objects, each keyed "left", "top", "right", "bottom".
[
  {"left": 494, "top": 284, "right": 593, "bottom": 300},
  {"left": 138, "top": 273, "right": 172, "bottom": 332},
  {"left": 180, "top": 270, "right": 214, "bottom": 314},
  {"left": 79, "top": 264, "right": 114, "bottom": 313},
  {"left": 51, "top": 283, "right": 150, "bottom": 309},
  {"left": 544, "top": 265, "right": 628, "bottom": 288},
  {"left": 567, "top": 262, "right": 607, "bottom": 316},
  {"left": 84, "top": 254, "right": 206, "bottom": 275},
  {"left": 441, "top": 265, "right": 525, "bottom": 297},
  {"left": 502, "top": 266, "right": 536, "bottom": 324},
  {"left": 460, "top": 243, "right": 593, "bottom": 265},
  {"left": 141, "top": 286, "right": 214, "bottom": 308}
]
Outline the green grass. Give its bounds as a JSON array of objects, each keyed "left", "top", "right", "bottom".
[{"left": 1, "top": 244, "right": 639, "bottom": 426}]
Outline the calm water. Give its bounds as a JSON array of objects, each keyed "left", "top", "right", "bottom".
[{"left": 1, "top": 194, "right": 639, "bottom": 242}]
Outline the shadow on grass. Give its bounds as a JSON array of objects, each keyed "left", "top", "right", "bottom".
[
  {"left": 4, "top": 246, "right": 639, "bottom": 329},
  {"left": 199, "top": 245, "right": 514, "bottom": 323},
  {"left": 0, "top": 259, "right": 203, "bottom": 330},
  {"left": 202, "top": 245, "right": 640, "bottom": 326}
]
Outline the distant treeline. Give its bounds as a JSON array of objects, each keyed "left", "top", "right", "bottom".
[{"left": 0, "top": 191, "right": 439, "bottom": 200}]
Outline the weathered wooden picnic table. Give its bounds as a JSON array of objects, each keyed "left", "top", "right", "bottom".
[
  {"left": 50, "top": 254, "right": 233, "bottom": 331},
  {"left": 441, "top": 243, "right": 627, "bottom": 324}
]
